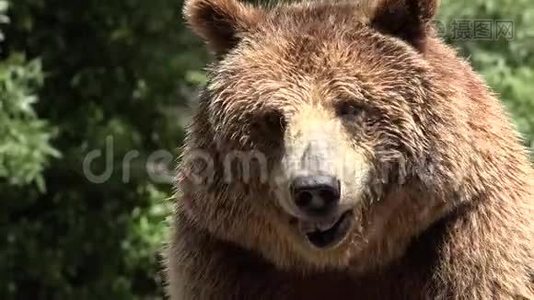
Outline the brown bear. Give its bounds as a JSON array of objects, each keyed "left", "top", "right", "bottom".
[{"left": 165, "top": 0, "right": 534, "bottom": 298}]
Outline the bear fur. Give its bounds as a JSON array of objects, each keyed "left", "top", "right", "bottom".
[{"left": 165, "top": 0, "right": 534, "bottom": 298}]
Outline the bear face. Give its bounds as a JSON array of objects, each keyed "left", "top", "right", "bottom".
[{"left": 180, "top": 0, "right": 469, "bottom": 272}]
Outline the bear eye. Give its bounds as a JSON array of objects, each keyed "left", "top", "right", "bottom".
[
  {"left": 336, "top": 102, "right": 363, "bottom": 119},
  {"left": 252, "top": 110, "right": 287, "bottom": 138},
  {"left": 264, "top": 111, "right": 286, "bottom": 132}
]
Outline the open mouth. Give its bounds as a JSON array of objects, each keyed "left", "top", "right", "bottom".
[{"left": 298, "top": 210, "right": 353, "bottom": 249}]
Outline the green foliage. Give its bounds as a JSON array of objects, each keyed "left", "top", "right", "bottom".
[
  {"left": 1, "top": 0, "right": 206, "bottom": 298},
  {"left": 0, "top": 55, "right": 59, "bottom": 190},
  {"left": 0, "top": 0, "right": 532, "bottom": 299}
]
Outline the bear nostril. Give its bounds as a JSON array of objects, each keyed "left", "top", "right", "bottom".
[
  {"left": 319, "top": 189, "right": 338, "bottom": 205},
  {"left": 295, "top": 191, "right": 313, "bottom": 208}
]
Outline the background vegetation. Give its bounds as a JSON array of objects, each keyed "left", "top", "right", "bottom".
[{"left": 1, "top": 0, "right": 532, "bottom": 298}]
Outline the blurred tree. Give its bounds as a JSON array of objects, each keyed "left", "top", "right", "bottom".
[{"left": 1, "top": 0, "right": 207, "bottom": 298}]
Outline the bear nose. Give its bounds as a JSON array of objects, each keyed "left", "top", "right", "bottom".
[{"left": 291, "top": 175, "right": 340, "bottom": 217}]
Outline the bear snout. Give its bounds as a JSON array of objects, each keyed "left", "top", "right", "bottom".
[{"left": 290, "top": 175, "right": 341, "bottom": 219}]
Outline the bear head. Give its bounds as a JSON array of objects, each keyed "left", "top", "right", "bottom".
[{"left": 179, "top": 0, "right": 468, "bottom": 272}]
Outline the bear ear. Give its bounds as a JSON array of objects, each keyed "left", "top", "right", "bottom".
[
  {"left": 370, "top": 0, "right": 439, "bottom": 50},
  {"left": 184, "top": 0, "right": 264, "bottom": 55}
]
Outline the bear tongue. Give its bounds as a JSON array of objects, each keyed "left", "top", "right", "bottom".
[
  {"left": 299, "top": 215, "right": 339, "bottom": 233},
  {"left": 316, "top": 216, "right": 340, "bottom": 231}
]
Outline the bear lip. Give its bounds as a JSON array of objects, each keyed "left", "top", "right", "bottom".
[{"left": 298, "top": 210, "right": 353, "bottom": 249}]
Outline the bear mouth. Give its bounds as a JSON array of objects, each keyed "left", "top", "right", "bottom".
[{"left": 298, "top": 210, "right": 353, "bottom": 249}]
